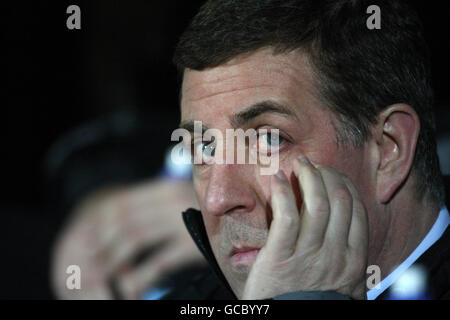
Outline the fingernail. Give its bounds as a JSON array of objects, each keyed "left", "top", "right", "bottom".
[
  {"left": 275, "top": 169, "right": 287, "bottom": 181},
  {"left": 298, "top": 155, "right": 312, "bottom": 165}
]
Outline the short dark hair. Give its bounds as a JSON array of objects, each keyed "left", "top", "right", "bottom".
[{"left": 174, "top": 0, "right": 445, "bottom": 206}]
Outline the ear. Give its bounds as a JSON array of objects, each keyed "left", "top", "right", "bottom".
[{"left": 373, "top": 104, "right": 420, "bottom": 204}]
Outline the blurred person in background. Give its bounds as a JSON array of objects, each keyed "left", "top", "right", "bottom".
[{"left": 47, "top": 110, "right": 233, "bottom": 299}]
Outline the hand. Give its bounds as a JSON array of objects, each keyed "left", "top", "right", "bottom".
[
  {"left": 242, "top": 156, "right": 369, "bottom": 300},
  {"left": 51, "top": 178, "right": 205, "bottom": 299}
]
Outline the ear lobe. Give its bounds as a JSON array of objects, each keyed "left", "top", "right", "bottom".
[{"left": 375, "top": 104, "right": 420, "bottom": 204}]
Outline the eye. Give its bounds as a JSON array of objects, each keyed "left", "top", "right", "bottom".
[
  {"left": 192, "top": 140, "right": 216, "bottom": 164},
  {"left": 257, "top": 130, "right": 284, "bottom": 155}
]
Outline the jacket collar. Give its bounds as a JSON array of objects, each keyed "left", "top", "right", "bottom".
[{"left": 182, "top": 208, "right": 236, "bottom": 297}]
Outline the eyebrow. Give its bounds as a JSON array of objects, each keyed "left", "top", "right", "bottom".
[
  {"left": 179, "top": 100, "right": 296, "bottom": 132},
  {"left": 179, "top": 119, "right": 210, "bottom": 134},
  {"left": 230, "top": 100, "right": 297, "bottom": 128}
]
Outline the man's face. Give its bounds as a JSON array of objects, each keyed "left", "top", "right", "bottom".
[{"left": 180, "top": 48, "right": 373, "bottom": 297}]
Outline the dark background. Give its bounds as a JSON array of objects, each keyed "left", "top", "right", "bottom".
[{"left": 2, "top": 1, "right": 449, "bottom": 299}]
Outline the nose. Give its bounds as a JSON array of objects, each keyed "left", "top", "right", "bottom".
[{"left": 204, "top": 164, "right": 256, "bottom": 217}]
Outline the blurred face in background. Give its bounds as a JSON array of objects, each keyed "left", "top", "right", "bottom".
[{"left": 180, "top": 48, "right": 373, "bottom": 296}]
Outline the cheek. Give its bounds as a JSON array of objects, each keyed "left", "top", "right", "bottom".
[
  {"left": 193, "top": 177, "right": 224, "bottom": 246},
  {"left": 316, "top": 144, "right": 375, "bottom": 213},
  {"left": 193, "top": 178, "right": 215, "bottom": 226},
  {"left": 254, "top": 172, "right": 271, "bottom": 201}
]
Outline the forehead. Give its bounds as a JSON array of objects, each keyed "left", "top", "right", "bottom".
[{"left": 180, "top": 48, "right": 320, "bottom": 122}]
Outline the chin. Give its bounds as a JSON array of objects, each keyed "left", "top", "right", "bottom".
[{"left": 220, "top": 261, "right": 253, "bottom": 298}]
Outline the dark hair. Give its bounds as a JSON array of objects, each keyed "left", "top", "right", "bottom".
[
  {"left": 43, "top": 110, "right": 170, "bottom": 217},
  {"left": 174, "top": 0, "right": 445, "bottom": 206}
]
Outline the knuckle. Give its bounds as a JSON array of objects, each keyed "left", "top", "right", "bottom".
[
  {"left": 332, "top": 186, "right": 352, "bottom": 206},
  {"left": 279, "top": 213, "right": 298, "bottom": 228},
  {"left": 309, "top": 199, "right": 330, "bottom": 215},
  {"left": 348, "top": 238, "right": 368, "bottom": 259}
]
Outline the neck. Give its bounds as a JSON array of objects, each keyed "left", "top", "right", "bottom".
[{"left": 370, "top": 190, "right": 440, "bottom": 281}]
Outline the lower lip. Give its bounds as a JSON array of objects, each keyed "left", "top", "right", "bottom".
[{"left": 230, "top": 249, "right": 260, "bottom": 266}]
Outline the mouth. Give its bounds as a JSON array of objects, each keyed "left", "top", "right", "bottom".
[{"left": 229, "top": 245, "right": 261, "bottom": 267}]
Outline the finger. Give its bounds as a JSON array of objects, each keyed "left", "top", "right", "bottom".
[
  {"left": 343, "top": 177, "right": 369, "bottom": 253},
  {"left": 318, "top": 166, "right": 353, "bottom": 248},
  {"left": 116, "top": 243, "right": 198, "bottom": 299},
  {"left": 264, "top": 169, "right": 300, "bottom": 259},
  {"left": 100, "top": 227, "right": 175, "bottom": 275},
  {"left": 96, "top": 194, "right": 159, "bottom": 253},
  {"left": 293, "top": 155, "right": 330, "bottom": 249},
  {"left": 96, "top": 201, "right": 122, "bottom": 252}
]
